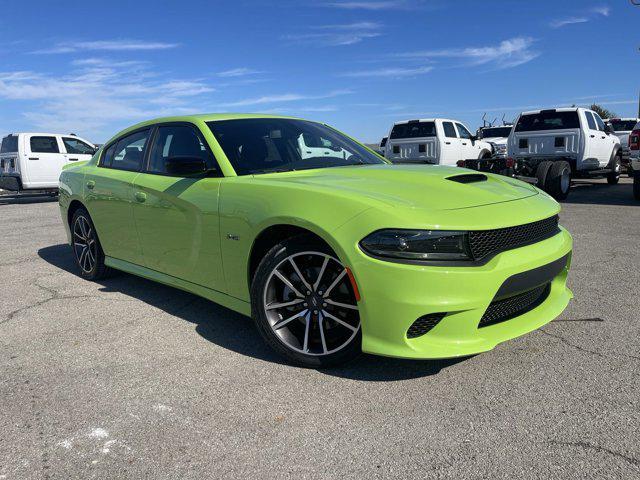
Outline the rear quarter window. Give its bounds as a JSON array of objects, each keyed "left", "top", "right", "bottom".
[{"left": 515, "top": 112, "right": 580, "bottom": 132}]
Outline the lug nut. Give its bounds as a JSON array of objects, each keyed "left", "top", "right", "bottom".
[{"left": 303, "top": 302, "right": 308, "bottom": 307}]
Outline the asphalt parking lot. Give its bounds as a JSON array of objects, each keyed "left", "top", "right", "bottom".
[{"left": 1, "top": 178, "right": 638, "bottom": 479}]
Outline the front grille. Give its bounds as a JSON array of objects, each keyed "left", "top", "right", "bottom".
[
  {"left": 479, "top": 284, "right": 550, "bottom": 328},
  {"left": 468, "top": 216, "right": 560, "bottom": 261},
  {"left": 407, "top": 313, "right": 446, "bottom": 339}
]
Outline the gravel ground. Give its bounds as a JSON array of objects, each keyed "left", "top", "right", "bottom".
[{"left": 0, "top": 178, "right": 638, "bottom": 479}]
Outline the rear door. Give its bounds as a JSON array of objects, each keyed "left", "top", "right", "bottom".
[
  {"left": 61, "top": 136, "right": 95, "bottom": 163},
  {"left": 132, "top": 123, "right": 225, "bottom": 291},
  {"left": 440, "top": 121, "right": 461, "bottom": 164},
  {"left": 582, "top": 110, "right": 600, "bottom": 166},
  {"left": 592, "top": 112, "right": 613, "bottom": 166},
  {"left": 25, "top": 135, "right": 66, "bottom": 188},
  {"left": 84, "top": 129, "right": 149, "bottom": 265}
]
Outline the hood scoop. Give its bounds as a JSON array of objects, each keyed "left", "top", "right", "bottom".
[{"left": 446, "top": 173, "right": 488, "bottom": 184}]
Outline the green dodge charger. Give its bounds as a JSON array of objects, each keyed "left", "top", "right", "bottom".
[{"left": 58, "top": 114, "right": 573, "bottom": 367}]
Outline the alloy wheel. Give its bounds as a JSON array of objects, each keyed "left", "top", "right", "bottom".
[
  {"left": 263, "top": 251, "right": 360, "bottom": 356},
  {"left": 72, "top": 215, "right": 97, "bottom": 273}
]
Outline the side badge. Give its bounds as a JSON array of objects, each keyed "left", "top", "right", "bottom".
[{"left": 226, "top": 234, "right": 240, "bottom": 241}]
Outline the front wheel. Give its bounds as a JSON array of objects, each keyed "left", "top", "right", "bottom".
[{"left": 250, "top": 235, "right": 361, "bottom": 368}]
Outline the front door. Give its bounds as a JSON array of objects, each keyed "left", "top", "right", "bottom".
[
  {"left": 592, "top": 113, "right": 612, "bottom": 166},
  {"left": 84, "top": 129, "right": 149, "bottom": 265},
  {"left": 25, "top": 135, "right": 66, "bottom": 188},
  {"left": 61, "top": 136, "right": 96, "bottom": 163},
  {"left": 455, "top": 123, "right": 476, "bottom": 161},
  {"left": 132, "top": 123, "right": 225, "bottom": 291},
  {"left": 440, "top": 121, "right": 461, "bottom": 165}
]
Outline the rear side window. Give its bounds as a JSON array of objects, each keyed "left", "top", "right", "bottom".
[
  {"left": 148, "top": 125, "right": 214, "bottom": 175},
  {"left": 585, "top": 112, "right": 597, "bottom": 130},
  {"left": 30, "top": 136, "right": 59, "bottom": 153},
  {"left": 1, "top": 135, "right": 18, "bottom": 153},
  {"left": 62, "top": 137, "right": 95, "bottom": 155},
  {"left": 110, "top": 130, "right": 149, "bottom": 171},
  {"left": 389, "top": 121, "right": 436, "bottom": 139},
  {"left": 443, "top": 122, "right": 457, "bottom": 138},
  {"left": 455, "top": 123, "right": 472, "bottom": 139},
  {"left": 515, "top": 112, "right": 580, "bottom": 132}
]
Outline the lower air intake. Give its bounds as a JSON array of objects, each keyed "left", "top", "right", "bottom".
[
  {"left": 407, "top": 313, "right": 446, "bottom": 339},
  {"left": 479, "top": 284, "right": 550, "bottom": 328}
]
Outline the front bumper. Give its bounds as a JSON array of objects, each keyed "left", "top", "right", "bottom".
[{"left": 348, "top": 227, "right": 573, "bottom": 359}]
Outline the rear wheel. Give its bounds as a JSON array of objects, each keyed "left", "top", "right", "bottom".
[
  {"left": 250, "top": 235, "right": 361, "bottom": 368},
  {"left": 71, "top": 208, "right": 110, "bottom": 280},
  {"left": 634, "top": 172, "right": 640, "bottom": 201},
  {"left": 535, "top": 161, "right": 553, "bottom": 191},
  {"left": 607, "top": 153, "right": 621, "bottom": 184},
  {"left": 545, "top": 161, "right": 571, "bottom": 200}
]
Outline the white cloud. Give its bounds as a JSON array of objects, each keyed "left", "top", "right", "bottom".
[
  {"left": 591, "top": 6, "right": 611, "bottom": 16},
  {"left": 395, "top": 37, "right": 539, "bottom": 69},
  {"left": 216, "top": 67, "right": 264, "bottom": 77},
  {"left": 341, "top": 66, "right": 433, "bottom": 78},
  {"left": 218, "top": 90, "right": 353, "bottom": 107},
  {"left": 31, "top": 39, "right": 179, "bottom": 54},
  {"left": 0, "top": 60, "right": 213, "bottom": 140},
  {"left": 324, "top": 1, "right": 411, "bottom": 10},
  {"left": 549, "top": 16, "right": 589, "bottom": 28},
  {"left": 283, "top": 21, "right": 381, "bottom": 46}
]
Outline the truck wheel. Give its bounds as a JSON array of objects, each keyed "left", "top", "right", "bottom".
[
  {"left": 535, "top": 161, "right": 553, "bottom": 190},
  {"left": 545, "top": 161, "right": 571, "bottom": 200},
  {"left": 634, "top": 172, "right": 640, "bottom": 201},
  {"left": 607, "top": 154, "right": 621, "bottom": 184}
]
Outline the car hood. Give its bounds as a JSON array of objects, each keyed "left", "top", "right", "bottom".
[{"left": 256, "top": 164, "right": 538, "bottom": 211}]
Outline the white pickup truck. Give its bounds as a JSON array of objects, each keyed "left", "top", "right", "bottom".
[
  {"left": 476, "top": 125, "right": 513, "bottom": 158},
  {"left": 605, "top": 117, "right": 639, "bottom": 176},
  {"left": 0, "top": 132, "right": 96, "bottom": 194},
  {"left": 384, "top": 118, "right": 492, "bottom": 165},
  {"left": 461, "top": 108, "right": 621, "bottom": 200}
]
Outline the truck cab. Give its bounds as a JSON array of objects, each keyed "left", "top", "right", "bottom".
[{"left": 384, "top": 118, "right": 492, "bottom": 166}]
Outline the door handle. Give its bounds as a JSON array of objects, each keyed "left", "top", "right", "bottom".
[
  {"left": 134, "top": 191, "right": 147, "bottom": 203},
  {"left": 69, "top": 158, "right": 79, "bottom": 161},
  {"left": 462, "top": 142, "right": 468, "bottom": 146},
  {"left": 86, "top": 180, "right": 95, "bottom": 190},
  {"left": 601, "top": 136, "right": 606, "bottom": 139},
  {"left": 445, "top": 141, "right": 451, "bottom": 145},
  {"left": 28, "top": 157, "right": 39, "bottom": 160},
  {"left": 590, "top": 134, "right": 595, "bottom": 138}
]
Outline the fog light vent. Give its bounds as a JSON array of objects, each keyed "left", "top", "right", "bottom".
[{"left": 407, "top": 313, "right": 446, "bottom": 339}]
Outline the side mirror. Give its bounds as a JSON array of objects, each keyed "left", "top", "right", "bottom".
[
  {"left": 165, "top": 156, "right": 208, "bottom": 176},
  {"left": 470, "top": 135, "right": 477, "bottom": 145}
]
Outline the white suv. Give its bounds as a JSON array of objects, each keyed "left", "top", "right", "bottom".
[
  {"left": 0, "top": 133, "right": 96, "bottom": 193},
  {"left": 384, "top": 118, "right": 492, "bottom": 166}
]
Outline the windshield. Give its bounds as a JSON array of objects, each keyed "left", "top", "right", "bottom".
[
  {"left": 515, "top": 111, "right": 580, "bottom": 132},
  {"left": 479, "top": 127, "right": 512, "bottom": 138},
  {"left": 207, "top": 118, "right": 385, "bottom": 175},
  {"left": 389, "top": 121, "right": 436, "bottom": 139},
  {"left": 1, "top": 135, "right": 18, "bottom": 153},
  {"left": 609, "top": 120, "right": 637, "bottom": 132}
]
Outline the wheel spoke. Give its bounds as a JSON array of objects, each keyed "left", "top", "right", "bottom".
[
  {"left": 313, "top": 257, "right": 329, "bottom": 291},
  {"left": 274, "top": 270, "right": 304, "bottom": 298},
  {"left": 318, "top": 312, "right": 328, "bottom": 354},
  {"left": 302, "top": 311, "right": 311, "bottom": 353},
  {"left": 322, "top": 310, "right": 358, "bottom": 332},
  {"left": 325, "top": 299, "right": 358, "bottom": 310},
  {"left": 289, "top": 257, "right": 312, "bottom": 292},
  {"left": 273, "top": 309, "right": 308, "bottom": 330},
  {"left": 265, "top": 298, "right": 304, "bottom": 310},
  {"left": 322, "top": 269, "right": 346, "bottom": 298}
]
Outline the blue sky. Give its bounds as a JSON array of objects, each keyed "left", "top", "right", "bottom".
[{"left": 0, "top": 0, "right": 638, "bottom": 143}]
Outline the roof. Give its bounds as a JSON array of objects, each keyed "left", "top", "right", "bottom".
[
  {"left": 520, "top": 107, "right": 587, "bottom": 115},
  {"left": 391, "top": 118, "right": 459, "bottom": 125}
]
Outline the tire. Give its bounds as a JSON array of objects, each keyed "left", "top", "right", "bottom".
[
  {"left": 545, "top": 161, "right": 571, "bottom": 200},
  {"left": 607, "top": 153, "right": 621, "bottom": 185},
  {"left": 634, "top": 172, "right": 640, "bottom": 201},
  {"left": 70, "top": 207, "right": 111, "bottom": 280},
  {"left": 250, "top": 235, "right": 361, "bottom": 368},
  {"left": 479, "top": 150, "right": 492, "bottom": 160},
  {"left": 535, "top": 161, "right": 553, "bottom": 191}
]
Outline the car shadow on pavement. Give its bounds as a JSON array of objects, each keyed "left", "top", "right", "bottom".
[
  {"left": 38, "top": 243, "right": 468, "bottom": 381},
  {"left": 561, "top": 179, "right": 638, "bottom": 207}
]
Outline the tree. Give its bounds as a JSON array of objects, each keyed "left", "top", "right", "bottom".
[{"left": 590, "top": 104, "right": 617, "bottom": 120}]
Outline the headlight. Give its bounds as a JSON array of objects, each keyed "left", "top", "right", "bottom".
[{"left": 360, "top": 229, "right": 471, "bottom": 261}]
